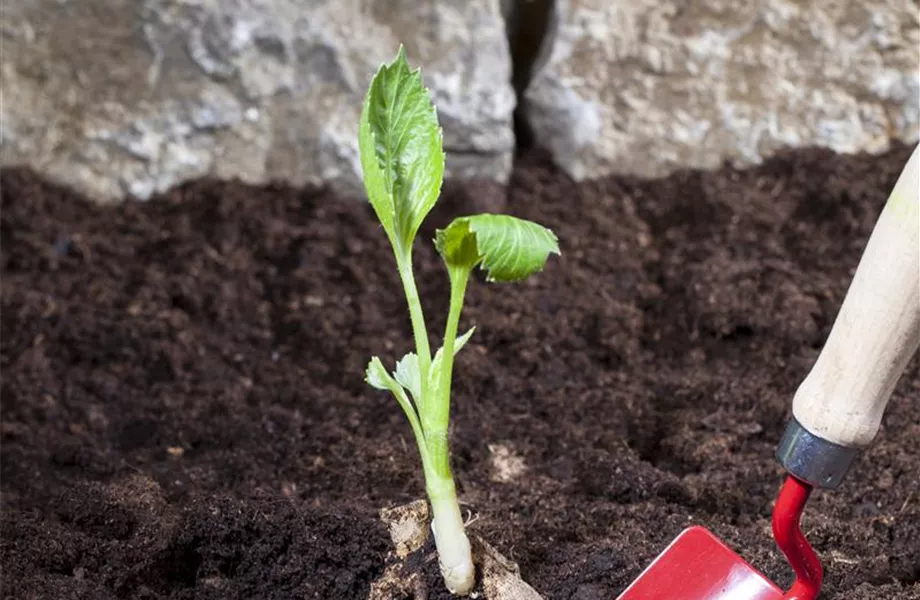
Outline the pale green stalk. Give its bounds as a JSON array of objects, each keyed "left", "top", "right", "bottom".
[
  {"left": 424, "top": 265, "right": 474, "bottom": 594},
  {"left": 396, "top": 253, "right": 432, "bottom": 407},
  {"left": 428, "top": 266, "right": 470, "bottom": 475}
]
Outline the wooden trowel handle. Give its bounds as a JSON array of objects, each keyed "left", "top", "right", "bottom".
[{"left": 793, "top": 144, "right": 920, "bottom": 450}]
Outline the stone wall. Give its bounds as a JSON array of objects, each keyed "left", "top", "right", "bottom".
[
  {"left": 525, "top": 0, "right": 920, "bottom": 181},
  {"left": 1, "top": 0, "right": 514, "bottom": 202},
  {"left": 2, "top": 0, "right": 917, "bottom": 202}
]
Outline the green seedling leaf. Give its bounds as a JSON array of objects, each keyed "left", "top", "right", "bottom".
[
  {"left": 366, "top": 356, "right": 396, "bottom": 391},
  {"left": 437, "top": 326, "right": 475, "bottom": 361},
  {"left": 367, "top": 356, "right": 415, "bottom": 415},
  {"left": 435, "top": 214, "right": 560, "bottom": 281},
  {"left": 366, "top": 357, "right": 428, "bottom": 457},
  {"left": 358, "top": 46, "right": 444, "bottom": 252}
]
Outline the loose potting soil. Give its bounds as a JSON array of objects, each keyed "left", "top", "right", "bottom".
[{"left": 2, "top": 145, "right": 918, "bottom": 600}]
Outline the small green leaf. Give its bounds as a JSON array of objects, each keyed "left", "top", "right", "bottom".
[
  {"left": 435, "top": 214, "right": 560, "bottom": 281},
  {"left": 395, "top": 352, "right": 421, "bottom": 404},
  {"left": 429, "top": 327, "right": 475, "bottom": 398},
  {"left": 433, "top": 327, "right": 475, "bottom": 366},
  {"left": 358, "top": 46, "right": 444, "bottom": 251},
  {"left": 365, "top": 357, "right": 429, "bottom": 465},
  {"left": 455, "top": 326, "right": 476, "bottom": 353},
  {"left": 366, "top": 356, "right": 396, "bottom": 391}
]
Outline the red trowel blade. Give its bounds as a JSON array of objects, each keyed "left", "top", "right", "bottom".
[{"left": 616, "top": 526, "right": 783, "bottom": 600}]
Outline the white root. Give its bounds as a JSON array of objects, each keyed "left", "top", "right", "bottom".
[{"left": 431, "top": 495, "right": 475, "bottom": 595}]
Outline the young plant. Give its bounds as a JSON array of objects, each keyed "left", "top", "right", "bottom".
[{"left": 359, "top": 47, "right": 559, "bottom": 596}]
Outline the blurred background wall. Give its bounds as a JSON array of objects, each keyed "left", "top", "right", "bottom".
[{"left": 2, "top": 0, "right": 918, "bottom": 203}]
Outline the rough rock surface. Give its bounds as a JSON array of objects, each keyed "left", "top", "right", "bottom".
[
  {"left": 524, "top": 0, "right": 920, "bottom": 181},
  {"left": 0, "top": 0, "right": 514, "bottom": 202}
]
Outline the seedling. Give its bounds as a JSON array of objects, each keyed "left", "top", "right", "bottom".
[{"left": 358, "top": 47, "right": 559, "bottom": 595}]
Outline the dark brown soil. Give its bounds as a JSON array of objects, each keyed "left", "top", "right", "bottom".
[{"left": 2, "top": 145, "right": 918, "bottom": 600}]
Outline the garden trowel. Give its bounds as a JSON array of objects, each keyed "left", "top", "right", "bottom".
[{"left": 618, "top": 144, "right": 920, "bottom": 600}]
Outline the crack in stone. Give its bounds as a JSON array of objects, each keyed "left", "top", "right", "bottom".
[{"left": 505, "top": 0, "right": 556, "bottom": 151}]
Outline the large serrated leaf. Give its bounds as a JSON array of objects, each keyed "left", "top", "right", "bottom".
[
  {"left": 435, "top": 214, "right": 560, "bottom": 281},
  {"left": 358, "top": 46, "right": 444, "bottom": 250}
]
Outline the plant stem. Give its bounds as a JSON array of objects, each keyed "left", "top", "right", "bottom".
[
  {"left": 421, "top": 266, "right": 474, "bottom": 594},
  {"left": 396, "top": 253, "right": 432, "bottom": 407},
  {"left": 392, "top": 385, "right": 433, "bottom": 473},
  {"left": 428, "top": 265, "right": 470, "bottom": 475},
  {"left": 395, "top": 256, "right": 474, "bottom": 594}
]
